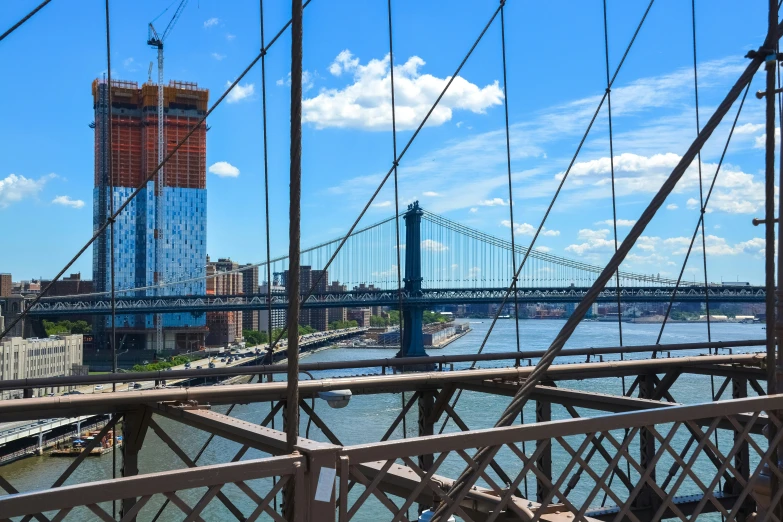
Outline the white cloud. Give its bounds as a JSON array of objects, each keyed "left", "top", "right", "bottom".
[
  {"left": 561, "top": 152, "right": 772, "bottom": 215},
  {"left": 478, "top": 198, "right": 508, "bottom": 206},
  {"left": 208, "top": 161, "right": 240, "bottom": 178},
  {"left": 665, "top": 234, "right": 765, "bottom": 256},
  {"left": 0, "top": 173, "right": 54, "bottom": 208},
  {"left": 423, "top": 191, "right": 440, "bottom": 197},
  {"left": 534, "top": 246, "right": 552, "bottom": 253},
  {"left": 372, "top": 200, "right": 392, "bottom": 208},
  {"left": 204, "top": 17, "right": 219, "bottom": 28},
  {"left": 468, "top": 267, "right": 481, "bottom": 278},
  {"left": 226, "top": 33, "right": 236, "bottom": 41},
  {"left": 122, "top": 57, "right": 139, "bottom": 71},
  {"left": 226, "top": 81, "right": 255, "bottom": 103},
  {"left": 501, "top": 220, "right": 559, "bottom": 237},
  {"left": 565, "top": 229, "right": 615, "bottom": 255},
  {"left": 328, "top": 50, "right": 360, "bottom": 76},
  {"left": 734, "top": 123, "right": 764, "bottom": 134},
  {"left": 52, "top": 195, "right": 84, "bottom": 209},
  {"left": 421, "top": 239, "right": 448, "bottom": 252},
  {"left": 469, "top": 207, "right": 478, "bottom": 213},
  {"left": 666, "top": 203, "right": 678, "bottom": 210},
  {"left": 594, "top": 219, "right": 636, "bottom": 227},
  {"left": 276, "top": 71, "right": 315, "bottom": 92},
  {"left": 754, "top": 127, "right": 780, "bottom": 148},
  {"left": 303, "top": 52, "right": 503, "bottom": 130},
  {"left": 211, "top": 53, "right": 226, "bottom": 61}
]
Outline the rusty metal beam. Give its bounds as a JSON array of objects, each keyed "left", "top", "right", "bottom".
[
  {"left": 0, "top": 340, "right": 763, "bottom": 392},
  {"left": 0, "top": 354, "right": 761, "bottom": 423}
]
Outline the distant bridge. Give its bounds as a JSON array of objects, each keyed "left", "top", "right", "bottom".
[{"left": 26, "top": 285, "right": 765, "bottom": 317}]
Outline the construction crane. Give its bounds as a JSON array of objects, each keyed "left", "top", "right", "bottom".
[{"left": 147, "top": 0, "right": 189, "bottom": 353}]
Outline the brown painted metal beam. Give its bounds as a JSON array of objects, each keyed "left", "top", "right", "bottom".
[{"left": 0, "top": 354, "right": 761, "bottom": 423}]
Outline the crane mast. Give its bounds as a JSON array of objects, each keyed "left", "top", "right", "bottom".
[{"left": 147, "top": 0, "right": 188, "bottom": 353}]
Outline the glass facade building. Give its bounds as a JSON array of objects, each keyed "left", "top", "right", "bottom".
[{"left": 92, "top": 79, "right": 209, "bottom": 352}]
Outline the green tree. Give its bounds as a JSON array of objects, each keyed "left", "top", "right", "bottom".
[
  {"left": 423, "top": 311, "right": 447, "bottom": 324},
  {"left": 243, "top": 330, "right": 268, "bottom": 347},
  {"left": 328, "top": 320, "right": 358, "bottom": 330}
]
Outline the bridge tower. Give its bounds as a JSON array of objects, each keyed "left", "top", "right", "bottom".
[{"left": 399, "top": 201, "right": 427, "bottom": 358}]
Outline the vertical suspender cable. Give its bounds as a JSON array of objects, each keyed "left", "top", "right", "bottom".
[
  {"left": 260, "top": 0, "right": 275, "bottom": 365},
  {"left": 691, "top": 0, "right": 713, "bottom": 347},
  {"left": 284, "top": 0, "right": 303, "bottom": 517},
  {"left": 499, "top": 0, "right": 521, "bottom": 359},
  {"left": 386, "top": 0, "right": 405, "bottom": 358},
  {"left": 103, "top": 2, "right": 119, "bottom": 518},
  {"left": 602, "top": 0, "right": 625, "bottom": 363}
]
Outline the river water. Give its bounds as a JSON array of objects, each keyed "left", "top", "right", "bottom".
[{"left": 1, "top": 320, "right": 766, "bottom": 521}]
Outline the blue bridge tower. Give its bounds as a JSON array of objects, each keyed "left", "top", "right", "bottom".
[{"left": 398, "top": 201, "right": 428, "bottom": 358}]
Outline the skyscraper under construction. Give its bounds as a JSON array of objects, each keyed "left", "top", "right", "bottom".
[{"left": 92, "top": 78, "right": 209, "bottom": 356}]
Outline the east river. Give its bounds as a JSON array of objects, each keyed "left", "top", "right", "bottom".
[{"left": 1, "top": 320, "right": 766, "bottom": 521}]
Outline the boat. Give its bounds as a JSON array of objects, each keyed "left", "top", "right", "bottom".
[{"left": 50, "top": 429, "right": 122, "bottom": 457}]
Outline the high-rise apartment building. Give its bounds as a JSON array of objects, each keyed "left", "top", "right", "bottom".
[
  {"left": 0, "top": 274, "right": 11, "bottom": 297},
  {"left": 283, "top": 266, "right": 328, "bottom": 331},
  {"left": 240, "top": 264, "right": 260, "bottom": 332},
  {"left": 92, "top": 79, "right": 208, "bottom": 353},
  {"left": 258, "top": 282, "right": 287, "bottom": 333},
  {"left": 206, "top": 257, "right": 243, "bottom": 346},
  {"left": 326, "top": 281, "right": 347, "bottom": 326}
]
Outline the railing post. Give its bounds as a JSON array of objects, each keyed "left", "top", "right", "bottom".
[
  {"left": 637, "top": 374, "right": 658, "bottom": 513},
  {"left": 418, "top": 389, "right": 435, "bottom": 513},
  {"left": 294, "top": 444, "right": 340, "bottom": 522},
  {"left": 733, "top": 377, "right": 753, "bottom": 521},
  {"left": 120, "top": 408, "right": 151, "bottom": 520},
  {"left": 535, "top": 399, "right": 551, "bottom": 503}
]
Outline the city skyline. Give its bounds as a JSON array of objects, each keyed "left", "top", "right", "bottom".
[{"left": 0, "top": 0, "right": 774, "bottom": 286}]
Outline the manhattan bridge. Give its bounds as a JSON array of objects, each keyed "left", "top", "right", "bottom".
[{"left": 0, "top": 1, "right": 781, "bottom": 522}]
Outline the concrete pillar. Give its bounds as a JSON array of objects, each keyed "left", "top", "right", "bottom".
[
  {"left": 36, "top": 430, "right": 44, "bottom": 456},
  {"left": 399, "top": 201, "right": 428, "bottom": 359}
]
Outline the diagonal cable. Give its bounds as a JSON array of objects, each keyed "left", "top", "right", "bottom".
[
  {"left": 0, "top": 0, "right": 52, "bottom": 43},
  {"left": 0, "top": 3, "right": 313, "bottom": 343}
]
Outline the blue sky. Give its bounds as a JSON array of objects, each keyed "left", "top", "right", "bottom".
[{"left": 0, "top": 0, "right": 776, "bottom": 285}]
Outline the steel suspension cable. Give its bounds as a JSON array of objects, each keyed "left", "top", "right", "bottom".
[
  {"left": 103, "top": 0, "right": 118, "bottom": 515},
  {"left": 0, "top": 4, "right": 312, "bottom": 343},
  {"left": 602, "top": 0, "right": 625, "bottom": 358},
  {"left": 260, "top": 0, "right": 275, "bottom": 365},
  {"left": 654, "top": 85, "right": 752, "bottom": 350},
  {"left": 691, "top": 0, "right": 713, "bottom": 347},
  {"left": 387, "top": 0, "right": 404, "bottom": 356},
  {"left": 499, "top": 1, "right": 522, "bottom": 359},
  {"left": 437, "top": 0, "right": 656, "bottom": 436},
  {"left": 0, "top": 0, "right": 52, "bottom": 43}
]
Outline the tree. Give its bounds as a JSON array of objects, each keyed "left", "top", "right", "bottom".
[
  {"left": 328, "top": 320, "right": 358, "bottom": 330},
  {"left": 423, "top": 311, "right": 447, "bottom": 324},
  {"left": 43, "top": 320, "right": 92, "bottom": 336},
  {"left": 243, "top": 330, "right": 268, "bottom": 347}
]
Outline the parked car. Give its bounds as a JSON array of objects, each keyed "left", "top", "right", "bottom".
[
  {"left": 184, "top": 362, "right": 191, "bottom": 369},
  {"left": 94, "top": 385, "right": 104, "bottom": 391},
  {"left": 133, "top": 383, "right": 143, "bottom": 389},
  {"left": 208, "top": 362, "right": 215, "bottom": 369},
  {"left": 220, "top": 358, "right": 226, "bottom": 362},
  {"left": 196, "top": 365, "right": 202, "bottom": 369}
]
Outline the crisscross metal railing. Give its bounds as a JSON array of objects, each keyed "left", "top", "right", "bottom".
[
  {"left": 336, "top": 393, "right": 783, "bottom": 522},
  {"left": 0, "top": 454, "right": 302, "bottom": 522}
]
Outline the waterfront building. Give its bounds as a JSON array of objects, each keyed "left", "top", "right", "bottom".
[
  {"left": 92, "top": 78, "right": 208, "bottom": 354},
  {"left": 326, "top": 281, "right": 347, "bottom": 325},
  {"left": 347, "top": 308, "right": 371, "bottom": 327},
  {"left": 0, "top": 335, "right": 83, "bottom": 399}
]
